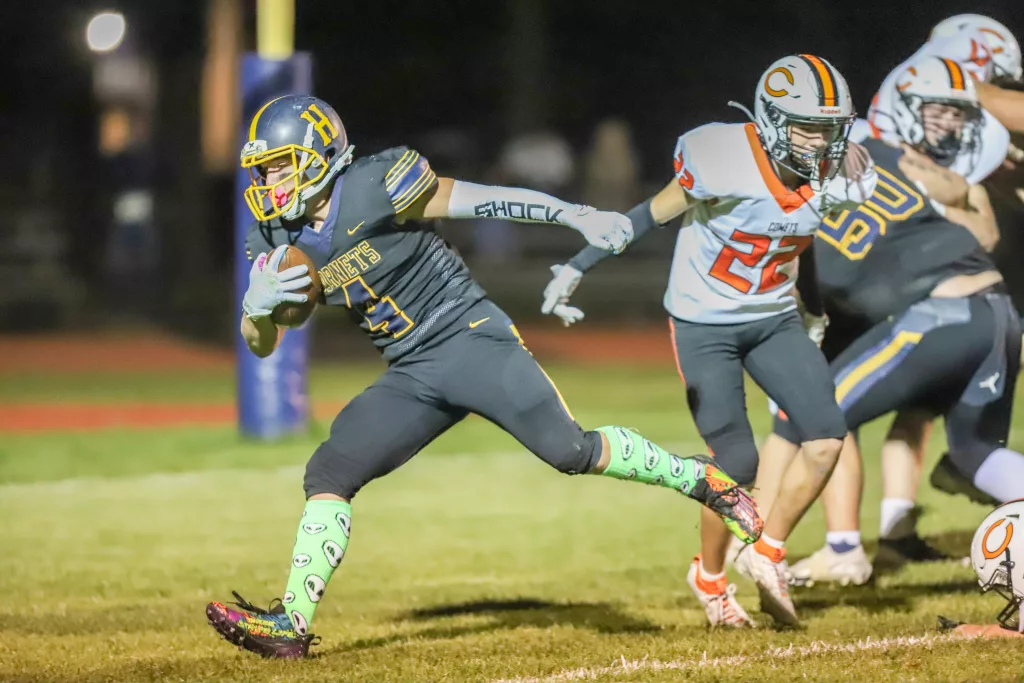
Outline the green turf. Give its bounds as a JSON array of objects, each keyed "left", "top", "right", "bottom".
[{"left": 1, "top": 363, "right": 1022, "bottom": 682}]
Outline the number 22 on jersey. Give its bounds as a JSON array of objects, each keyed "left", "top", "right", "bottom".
[{"left": 709, "top": 231, "right": 812, "bottom": 294}]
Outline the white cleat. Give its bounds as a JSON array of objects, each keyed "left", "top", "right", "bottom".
[
  {"left": 745, "top": 547, "right": 799, "bottom": 626},
  {"left": 787, "top": 544, "right": 873, "bottom": 587},
  {"left": 686, "top": 557, "right": 757, "bottom": 628}
]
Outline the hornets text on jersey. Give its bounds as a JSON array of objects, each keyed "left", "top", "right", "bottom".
[
  {"left": 245, "top": 147, "right": 486, "bottom": 361},
  {"left": 815, "top": 137, "right": 993, "bottom": 325}
]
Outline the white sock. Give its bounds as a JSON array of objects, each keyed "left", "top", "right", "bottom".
[
  {"left": 974, "top": 448, "right": 1024, "bottom": 503},
  {"left": 698, "top": 558, "right": 725, "bottom": 581},
  {"left": 879, "top": 498, "right": 915, "bottom": 539},
  {"left": 759, "top": 533, "right": 785, "bottom": 549},
  {"left": 826, "top": 531, "right": 861, "bottom": 550}
]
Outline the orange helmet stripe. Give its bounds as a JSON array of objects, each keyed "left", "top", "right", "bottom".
[
  {"left": 941, "top": 58, "right": 967, "bottom": 90},
  {"left": 799, "top": 54, "right": 838, "bottom": 107}
]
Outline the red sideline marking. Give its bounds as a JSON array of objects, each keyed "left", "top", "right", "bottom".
[
  {"left": 520, "top": 326, "right": 675, "bottom": 364},
  {"left": 0, "top": 327, "right": 675, "bottom": 375},
  {"left": 0, "top": 333, "right": 232, "bottom": 374},
  {"left": 0, "top": 402, "right": 346, "bottom": 434}
]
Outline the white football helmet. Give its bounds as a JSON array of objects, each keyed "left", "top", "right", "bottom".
[
  {"left": 971, "top": 500, "right": 1024, "bottom": 632},
  {"left": 892, "top": 56, "right": 983, "bottom": 164},
  {"left": 753, "top": 54, "right": 855, "bottom": 192},
  {"left": 931, "top": 14, "right": 1023, "bottom": 83}
]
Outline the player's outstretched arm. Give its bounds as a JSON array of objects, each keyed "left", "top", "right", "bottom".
[
  {"left": 405, "top": 176, "right": 634, "bottom": 253},
  {"left": 976, "top": 82, "right": 1024, "bottom": 133},
  {"left": 564, "top": 180, "right": 698, "bottom": 274},
  {"left": 946, "top": 183, "right": 1000, "bottom": 251},
  {"left": 540, "top": 180, "right": 700, "bottom": 326}
]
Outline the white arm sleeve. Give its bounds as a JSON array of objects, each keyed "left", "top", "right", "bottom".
[{"left": 446, "top": 180, "right": 576, "bottom": 225}]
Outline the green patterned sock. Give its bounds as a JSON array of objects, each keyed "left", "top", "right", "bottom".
[
  {"left": 595, "top": 425, "right": 719, "bottom": 496},
  {"left": 594, "top": 426, "right": 760, "bottom": 543},
  {"left": 281, "top": 499, "right": 351, "bottom": 635}
]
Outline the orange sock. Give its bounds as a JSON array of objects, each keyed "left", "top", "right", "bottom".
[
  {"left": 754, "top": 536, "right": 786, "bottom": 563},
  {"left": 693, "top": 556, "right": 727, "bottom": 594}
]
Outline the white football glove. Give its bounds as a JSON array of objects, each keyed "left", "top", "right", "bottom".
[
  {"left": 242, "top": 245, "right": 312, "bottom": 320},
  {"left": 542, "top": 264, "right": 585, "bottom": 327},
  {"left": 563, "top": 205, "right": 633, "bottom": 254},
  {"left": 803, "top": 312, "right": 829, "bottom": 348}
]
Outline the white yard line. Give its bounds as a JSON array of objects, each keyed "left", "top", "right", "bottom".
[{"left": 492, "top": 632, "right": 967, "bottom": 683}]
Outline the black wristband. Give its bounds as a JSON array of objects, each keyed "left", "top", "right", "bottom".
[{"left": 568, "top": 198, "right": 659, "bottom": 273}]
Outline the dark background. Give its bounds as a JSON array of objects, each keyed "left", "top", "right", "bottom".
[{"left": 1, "top": 0, "right": 1021, "bottom": 348}]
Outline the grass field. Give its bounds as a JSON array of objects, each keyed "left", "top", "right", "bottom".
[{"left": 2, "top": 360, "right": 1023, "bottom": 682}]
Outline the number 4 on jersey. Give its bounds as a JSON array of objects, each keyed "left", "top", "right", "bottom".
[{"left": 709, "top": 230, "right": 812, "bottom": 294}]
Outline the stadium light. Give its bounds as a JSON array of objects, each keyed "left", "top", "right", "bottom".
[{"left": 86, "top": 11, "right": 126, "bottom": 53}]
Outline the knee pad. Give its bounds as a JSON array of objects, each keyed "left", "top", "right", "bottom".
[{"left": 547, "top": 430, "right": 602, "bottom": 475}]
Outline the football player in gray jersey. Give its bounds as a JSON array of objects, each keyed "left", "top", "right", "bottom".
[{"left": 205, "top": 95, "right": 763, "bottom": 658}]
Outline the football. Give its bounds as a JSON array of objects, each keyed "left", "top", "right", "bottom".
[{"left": 270, "top": 245, "right": 323, "bottom": 328}]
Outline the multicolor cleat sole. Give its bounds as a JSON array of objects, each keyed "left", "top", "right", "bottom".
[
  {"left": 206, "top": 598, "right": 316, "bottom": 659},
  {"left": 688, "top": 456, "right": 763, "bottom": 543}
]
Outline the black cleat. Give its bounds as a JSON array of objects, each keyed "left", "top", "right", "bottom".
[{"left": 929, "top": 452, "right": 1000, "bottom": 506}]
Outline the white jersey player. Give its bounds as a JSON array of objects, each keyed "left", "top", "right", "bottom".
[
  {"left": 542, "top": 54, "right": 877, "bottom": 628},
  {"left": 856, "top": 14, "right": 1021, "bottom": 183},
  {"left": 932, "top": 14, "right": 1024, "bottom": 133}
]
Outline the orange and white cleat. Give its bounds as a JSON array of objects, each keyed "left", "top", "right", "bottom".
[
  {"left": 742, "top": 540, "right": 798, "bottom": 626},
  {"left": 686, "top": 556, "right": 757, "bottom": 628}
]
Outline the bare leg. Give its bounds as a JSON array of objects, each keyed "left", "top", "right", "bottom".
[
  {"left": 765, "top": 437, "right": 844, "bottom": 541},
  {"left": 700, "top": 509, "right": 733, "bottom": 574},
  {"left": 751, "top": 433, "right": 801, "bottom": 519},
  {"left": 879, "top": 411, "right": 931, "bottom": 539},
  {"left": 817, "top": 433, "right": 863, "bottom": 534}
]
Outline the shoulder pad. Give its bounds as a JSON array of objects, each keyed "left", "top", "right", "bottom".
[
  {"left": 347, "top": 146, "right": 437, "bottom": 214},
  {"left": 673, "top": 123, "right": 742, "bottom": 200}
]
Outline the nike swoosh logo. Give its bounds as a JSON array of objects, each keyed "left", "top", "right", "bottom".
[
  {"left": 346, "top": 221, "right": 366, "bottom": 236},
  {"left": 468, "top": 317, "right": 490, "bottom": 329}
]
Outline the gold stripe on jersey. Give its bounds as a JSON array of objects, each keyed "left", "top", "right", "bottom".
[
  {"left": 393, "top": 168, "right": 438, "bottom": 213},
  {"left": 385, "top": 151, "right": 419, "bottom": 189}
]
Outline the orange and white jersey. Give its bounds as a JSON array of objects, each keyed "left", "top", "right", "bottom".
[
  {"left": 862, "top": 29, "right": 1008, "bottom": 184},
  {"left": 665, "top": 123, "right": 877, "bottom": 324}
]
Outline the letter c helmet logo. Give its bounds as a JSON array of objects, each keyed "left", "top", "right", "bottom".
[
  {"left": 765, "top": 67, "right": 795, "bottom": 97},
  {"left": 982, "top": 519, "right": 1014, "bottom": 560}
]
